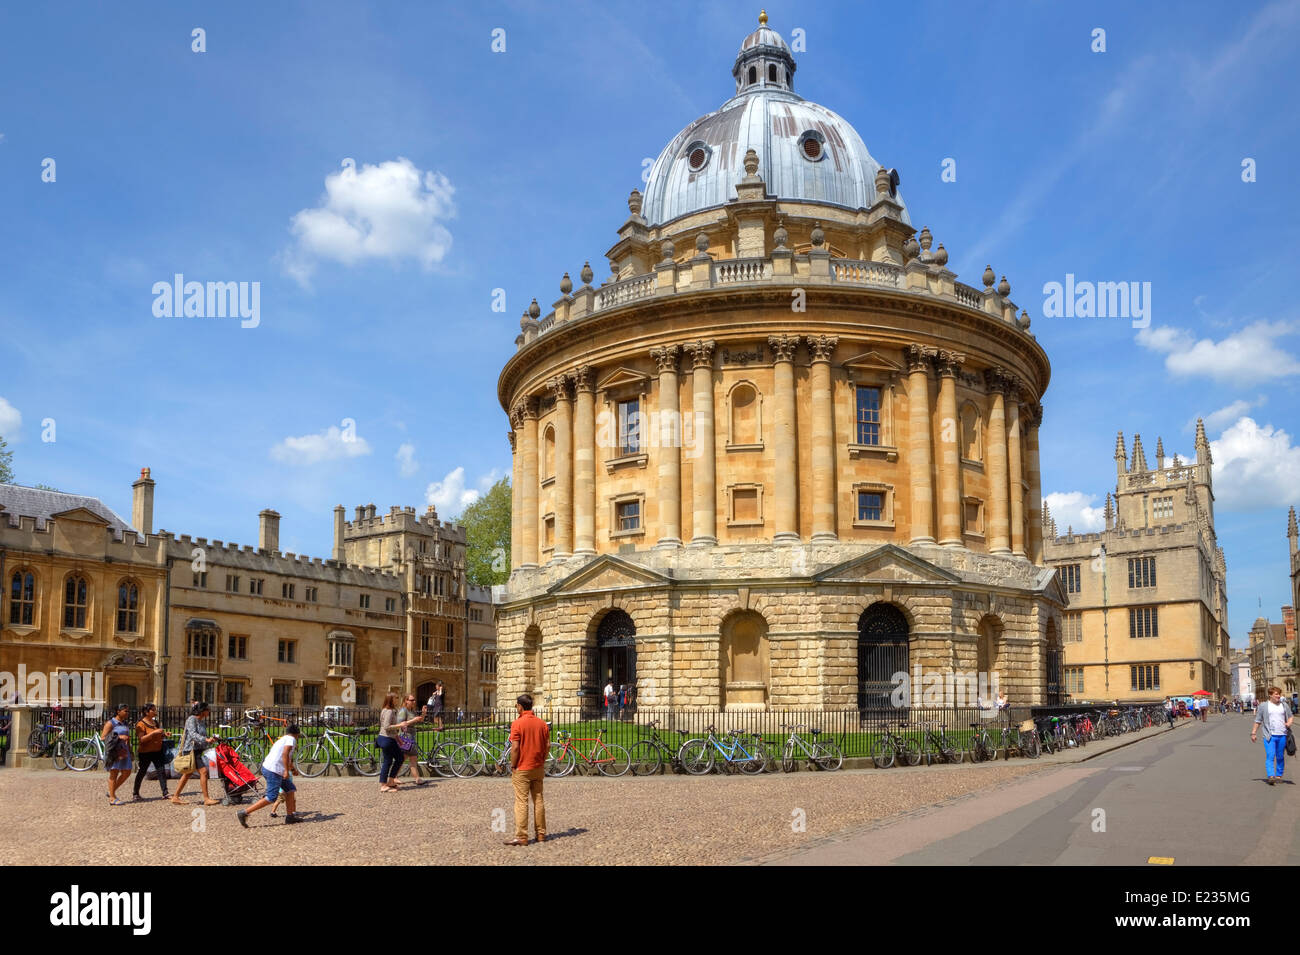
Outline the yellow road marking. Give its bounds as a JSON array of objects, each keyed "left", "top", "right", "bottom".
[{"left": 1147, "top": 856, "right": 1175, "bottom": 865}]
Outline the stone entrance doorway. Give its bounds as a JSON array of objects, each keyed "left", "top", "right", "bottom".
[{"left": 858, "top": 603, "right": 909, "bottom": 710}]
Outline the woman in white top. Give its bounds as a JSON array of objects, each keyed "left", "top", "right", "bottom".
[{"left": 1251, "top": 685, "right": 1293, "bottom": 784}]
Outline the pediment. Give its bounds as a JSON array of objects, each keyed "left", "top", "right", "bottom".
[
  {"left": 814, "top": 544, "right": 960, "bottom": 584},
  {"left": 50, "top": 507, "right": 111, "bottom": 526},
  {"left": 1037, "top": 567, "right": 1069, "bottom": 605},
  {"left": 842, "top": 350, "right": 903, "bottom": 376},
  {"left": 597, "top": 366, "right": 651, "bottom": 393},
  {"left": 547, "top": 555, "right": 670, "bottom": 595}
]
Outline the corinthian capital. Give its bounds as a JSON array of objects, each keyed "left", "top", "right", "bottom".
[
  {"left": 806, "top": 334, "right": 839, "bottom": 363},
  {"left": 768, "top": 334, "right": 799, "bottom": 362},
  {"left": 572, "top": 365, "right": 595, "bottom": 394},
  {"left": 905, "top": 343, "right": 936, "bottom": 373},
  {"left": 650, "top": 344, "right": 680, "bottom": 374},
  {"left": 933, "top": 350, "right": 966, "bottom": 378},
  {"left": 684, "top": 339, "right": 717, "bottom": 369},
  {"left": 548, "top": 373, "right": 573, "bottom": 402}
]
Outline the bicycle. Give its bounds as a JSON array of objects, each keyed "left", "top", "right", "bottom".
[
  {"left": 966, "top": 721, "right": 997, "bottom": 762},
  {"left": 918, "top": 721, "right": 964, "bottom": 764},
  {"left": 67, "top": 731, "right": 107, "bottom": 772},
  {"left": 27, "top": 722, "right": 73, "bottom": 770},
  {"left": 779, "top": 723, "right": 843, "bottom": 772},
  {"left": 870, "top": 723, "right": 922, "bottom": 769},
  {"left": 547, "top": 728, "right": 631, "bottom": 777},
  {"left": 628, "top": 720, "right": 685, "bottom": 776},
  {"left": 294, "top": 726, "right": 380, "bottom": 777},
  {"left": 999, "top": 720, "right": 1039, "bottom": 758},
  {"left": 451, "top": 729, "right": 513, "bottom": 778},
  {"left": 677, "top": 725, "right": 768, "bottom": 775}
]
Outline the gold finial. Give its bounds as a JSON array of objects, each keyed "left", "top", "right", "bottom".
[{"left": 759, "top": 9, "right": 768, "bottom": 25}]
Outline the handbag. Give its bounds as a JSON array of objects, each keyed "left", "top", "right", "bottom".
[
  {"left": 397, "top": 733, "right": 415, "bottom": 752},
  {"left": 1287, "top": 729, "right": 1296, "bottom": 757},
  {"left": 173, "top": 749, "right": 196, "bottom": 774}
]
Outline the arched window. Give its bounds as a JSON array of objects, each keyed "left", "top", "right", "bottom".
[
  {"left": 728, "top": 381, "right": 762, "bottom": 447},
  {"left": 543, "top": 425, "right": 555, "bottom": 480},
  {"left": 748, "top": 65, "right": 757, "bottom": 85},
  {"left": 116, "top": 580, "right": 140, "bottom": 633},
  {"left": 63, "top": 575, "right": 88, "bottom": 629},
  {"left": 960, "top": 401, "right": 982, "bottom": 462},
  {"left": 8, "top": 570, "right": 35, "bottom": 625},
  {"left": 767, "top": 64, "right": 776, "bottom": 82}
]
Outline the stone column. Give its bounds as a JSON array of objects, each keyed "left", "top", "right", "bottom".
[
  {"left": 1006, "top": 382, "right": 1025, "bottom": 558},
  {"left": 685, "top": 340, "right": 717, "bottom": 545},
  {"left": 985, "top": 368, "right": 1011, "bottom": 555},
  {"left": 573, "top": 366, "right": 596, "bottom": 556},
  {"left": 934, "top": 351, "right": 964, "bottom": 546},
  {"left": 769, "top": 334, "right": 800, "bottom": 543},
  {"left": 906, "top": 344, "right": 935, "bottom": 544},
  {"left": 517, "top": 397, "right": 539, "bottom": 567},
  {"left": 508, "top": 426, "right": 520, "bottom": 569},
  {"left": 550, "top": 374, "right": 574, "bottom": 559},
  {"left": 807, "top": 334, "right": 838, "bottom": 541},
  {"left": 1025, "top": 402, "right": 1044, "bottom": 564},
  {"left": 650, "top": 345, "right": 682, "bottom": 548}
]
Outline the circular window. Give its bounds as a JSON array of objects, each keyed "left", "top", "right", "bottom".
[
  {"left": 800, "top": 132, "right": 824, "bottom": 161},
  {"left": 686, "top": 141, "right": 711, "bottom": 172}
]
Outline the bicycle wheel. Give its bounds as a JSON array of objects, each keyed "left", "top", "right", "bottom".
[
  {"left": 446, "top": 744, "right": 480, "bottom": 778},
  {"left": 596, "top": 744, "right": 631, "bottom": 778},
  {"left": 52, "top": 739, "right": 70, "bottom": 771},
  {"left": 547, "top": 743, "right": 575, "bottom": 778},
  {"left": 678, "top": 739, "right": 714, "bottom": 775},
  {"left": 813, "top": 740, "right": 843, "bottom": 771},
  {"left": 870, "top": 737, "right": 896, "bottom": 769},
  {"left": 67, "top": 738, "right": 99, "bottom": 772},
  {"left": 781, "top": 742, "right": 797, "bottom": 774},
  {"left": 26, "top": 730, "right": 45, "bottom": 759},
  {"left": 938, "top": 735, "right": 963, "bottom": 764},
  {"left": 738, "top": 744, "right": 765, "bottom": 775},
  {"left": 426, "top": 742, "right": 458, "bottom": 778},
  {"left": 296, "top": 740, "right": 329, "bottom": 778},
  {"left": 902, "top": 738, "right": 923, "bottom": 766},
  {"left": 351, "top": 743, "right": 381, "bottom": 777},
  {"left": 628, "top": 741, "right": 664, "bottom": 777}
]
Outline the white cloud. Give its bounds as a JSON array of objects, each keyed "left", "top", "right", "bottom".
[
  {"left": 1210, "top": 416, "right": 1300, "bottom": 512},
  {"left": 282, "top": 157, "right": 455, "bottom": 286},
  {"left": 1043, "top": 491, "right": 1106, "bottom": 534},
  {"left": 0, "top": 397, "right": 21, "bottom": 440},
  {"left": 1137, "top": 321, "right": 1300, "bottom": 385},
  {"left": 424, "top": 467, "right": 504, "bottom": 517},
  {"left": 270, "top": 426, "right": 372, "bottom": 466},
  {"left": 1194, "top": 396, "right": 1267, "bottom": 435},
  {"left": 396, "top": 442, "right": 418, "bottom": 478}
]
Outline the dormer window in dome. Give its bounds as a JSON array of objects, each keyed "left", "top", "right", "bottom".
[
  {"left": 686, "top": 141, "right": 712, "bottom": 173},
  {"left": 799, "top": 130, "right": 826, "bottom": 162}
]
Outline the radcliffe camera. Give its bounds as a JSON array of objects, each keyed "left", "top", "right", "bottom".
[{"left": 0, "top": 0, "right": 1294, "bottom": 925}]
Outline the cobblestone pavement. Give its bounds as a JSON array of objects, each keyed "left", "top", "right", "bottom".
[{"left": 0, "top": 724, "right": 1174, "bottom": 866}]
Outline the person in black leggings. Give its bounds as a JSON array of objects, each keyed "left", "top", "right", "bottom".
[{"left": 133, "top": 703, "right": 170, "bottom": 800}]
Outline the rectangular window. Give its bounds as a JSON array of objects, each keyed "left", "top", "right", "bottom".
[
  {"left": 481, "top": 650, "right": 498, "bottom": 675},
  {"left": 385, "top": 597, "right": 396, "bottom": 613},
  {"left": 392, "top": 647, "right": 398, "bottom": 666},
  {"left": 544, "top": 516, "right": 555, "bottom": 550},
  {"left": 278, "top": 639, "right": 296, "bottom": 663},
  {"left": 1060, "top": 564, "right": 1081, "bottom": 594},
  {"left": 1129, "top": 606, "right": 1159, "bottom": 639},
  {"left": 227, "top": 635, "right": 248, "bottom": 660},
  {"left": 359, "top": 594, "right": 371, "bottom": 609},
  {"left": 855, "top": 386, "right": 881, "bottom": 446},
  {"left": 226, "top": 574, "right": 240, "bottom": 593},
  {"left": 1064, "top": 667, "right": 1084, "bottom": 695},
  {"left": 1153, "top": 497, "right": 1174, "bottom": 519},
  {"left": 857, "top": 491, "right": 883, "bottom": 522},
  {"left": 618, "top": 398, "right": 641, "bottom": 455},
  {"left": 249, "top": 578, "right": 264, "bottom": 596},
  {"left": 1063, "top": 612, "right": 1083, "bottom": 643},
  {"left": 1130, "top": 664, "right": 1161, "bottom": 691},
  {"left": 282, "top": 582, "right": 295, "bottom": 600},
  {"left": 1127, "top": 556, "right": 1156, "bottom": 589},
  {"left": 963, "top": 500, "right": 983, "bottom": 534},
  {"left": 732, "top": 487, "right": 759, "bottom": 523},
  {"left": 356, "top": 685, "right": 370, "bottom": 707},
  {"left": 223, "top": 681, "right": 245, "bottom": 704},
  {"left": 187, "top": 631, "right": 217, "bottom": 660},
  {"left": 273, "top": 682, "right": 292, "bottom": 706},
  {"left": 305, "top": 586, "right": 318, "bottom": 602},
  {"left": 329, "top": 640, "right": 354, "bottom": 670},
  {"left": 302, "top": 684, "right": 321, "bottom": 707},
  {"left": 192, "top": 571, "right": 207, "bottom": 588},
  {"left": 446, "top": 621, "right": 456, "bottom": 654},
  {"left": 185, "top": 679, "right": 217, "bottom": 704},
  {"left": 616, "top": 500, "right": 640, "bottom": 532}
]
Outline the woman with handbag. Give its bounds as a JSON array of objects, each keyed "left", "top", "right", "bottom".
[
  {"left": 395, "top": 693, "right": 427, "bottom": 786},
  {"left": 132, "top": 703, "right": 169, "bottom": 801},
  {"left": 1251, "top": 685, "right": 1294, "bottom": 785},
  {"left": 377, "top": 692, "right": 417, "bottom": 793},
  {"left": 100, "top": 702, "right": 133, "bottom": 804},
  {"left": 172, "top": 701, "right": 220, "bottom": 806}
]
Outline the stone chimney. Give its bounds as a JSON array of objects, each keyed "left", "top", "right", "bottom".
[
  {"left": 333, "top": 505, "right": 346, "bottom": 562},
  {"left": 132, "top": 468, "right": 155, "bottom": 535},
  {"left": 258, "top": 509, "right": 281, "bottom": 553}
]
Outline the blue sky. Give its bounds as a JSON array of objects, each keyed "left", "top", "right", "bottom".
[{"left": 1, "top": 1, "right": 1297, "bottom": 645}]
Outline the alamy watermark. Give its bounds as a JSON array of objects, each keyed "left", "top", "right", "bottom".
[
  {"left": 0, "top": 666, "right": 105, "bottom": 706},
  {"left": 890, "top": 667, "right": 1002, "bottom": 713},
  {"left": 152, "top": 274, "right": 260, "bottom": 328},
  {"left": 1042, "top": 274, "right": 1150, "bottom": 328}
]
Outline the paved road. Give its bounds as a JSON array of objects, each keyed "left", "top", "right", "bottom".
[{"left": 766, "top": 713, "right": 1298, "bottom": 865}]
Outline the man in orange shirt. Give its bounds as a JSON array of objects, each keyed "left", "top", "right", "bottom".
[{"left": 505, "top": 694, "right": 550, "bottom": 846}]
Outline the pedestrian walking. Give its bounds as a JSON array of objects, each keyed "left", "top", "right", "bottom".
[
  {"left": 426, "top": 682, "right": 445, "bottom": 731},
  {"left": 504, "top": 694, "right": 549, "bottom": 846},
  {"left": 604, "top": 681, "right": 616, "bottom": 720},
  {"left": 132, "top": 703, "right": 169, "bottom": 801},
  {"left": 238, "top": 724, "right": 301, "bottom": 826},
  {"left": 1163, "top": 696, "right": 1176, "bottom": 729},
  {"left": 377, "top": 693, "right": 417, "bottom": 793},
  {"left": 101, "top": 702, "right": 133, "bottom": 804},
  {"left": 396, "top": 693, "right": 427, "bottom": 785},
  {"left": 1252, "top": 686, "right": 1294, "bottom": 785},
  {"left": 171, "top": 701, "right": 220, "bottom": 806}
]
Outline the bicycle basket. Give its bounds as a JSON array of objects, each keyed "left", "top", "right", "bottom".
[{"left": 1019, "top": 719, "right": 1036, "bottom": 732}]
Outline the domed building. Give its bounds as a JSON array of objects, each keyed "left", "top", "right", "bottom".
[{"left": 496, "top": 14, "right": 1066, "bottom": 712}]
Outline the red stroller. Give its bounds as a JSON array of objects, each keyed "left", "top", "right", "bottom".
[{"left": 214, "top": 742, "right": 262, "bottom": 806}]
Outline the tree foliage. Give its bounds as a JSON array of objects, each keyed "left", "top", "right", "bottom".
[
  {"left": 0, "top": 435, "right": 13, "bottom": 484},
  {"left": 457, "top": 477, "right": 511, "bottom": 587}
]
